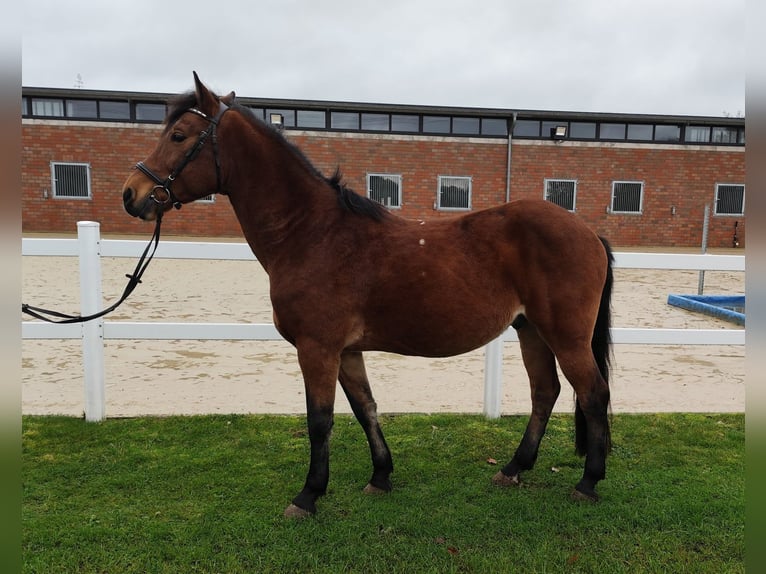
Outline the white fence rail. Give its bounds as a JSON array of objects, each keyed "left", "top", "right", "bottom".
[{"left": 22, "top": 222, "right": 745, "bottom": 421}]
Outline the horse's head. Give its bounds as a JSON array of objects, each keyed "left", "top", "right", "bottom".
[{"left": 122, "top": 72, "right": 235, "bottom": 221}]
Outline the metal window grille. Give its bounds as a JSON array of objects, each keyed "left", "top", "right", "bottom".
[
  {"left": 438, "top": 176, "right": 471, "bottom": 210},
  {"left": 367, "top": 174, "right": 401, "bottom": 208},
  {"left": 715, "top": 184, "right": 745, "bottom": 215},
  {"left": 51, "top": 162, "right": 91, "bottom": 199},
  {"left": 611, "top": 181, "right": 643, "bottom": 213},
  {"left": 544, "top": 179, "right": 576, "bottom": 211}
]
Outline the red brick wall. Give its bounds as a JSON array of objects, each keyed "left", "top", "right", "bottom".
[
  {"left": 509, "top": 141, "right": 745, "bottom": 248},
  {"left": 21, "top": 121, "right": 745, "bottom": 247}
]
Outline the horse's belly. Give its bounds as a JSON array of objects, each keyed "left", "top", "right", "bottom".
[{"left": 356, "top": 306, "right": 518, "bottom": 358}]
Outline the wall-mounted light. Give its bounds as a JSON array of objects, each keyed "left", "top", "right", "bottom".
[
  {"left": 551, "top": 125, "right": 567, "bottom": 141},
  {"left": 269, "top": 113, "right": 284, "bottom": 129},
  {"left": 671, "top": 206, "right": 676, "bottom": 215}
]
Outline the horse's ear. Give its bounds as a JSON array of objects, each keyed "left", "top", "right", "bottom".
[
  {"left": 221, "top": 91, "right": 236, "bottom": 105},
  {"left": 192, "top": 71, "right": 217, "bottom": 113},
  {"left": 193, "top": 71, "right": 205, "bottom": 93}
]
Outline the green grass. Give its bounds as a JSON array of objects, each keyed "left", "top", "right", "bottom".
[{"left": 23, "top": 413, "right": 744, "bottom": 573}]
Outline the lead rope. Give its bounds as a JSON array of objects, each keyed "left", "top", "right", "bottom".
[{"left": 21, "top": 213, "right": 163, "bottom": 324}]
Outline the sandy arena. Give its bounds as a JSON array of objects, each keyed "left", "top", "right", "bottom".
[{"left": 22, "top": 240, "right": 745, "bottom": 417}]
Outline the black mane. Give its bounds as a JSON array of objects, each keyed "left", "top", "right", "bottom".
[{"left": 326, "top": 169, "right": 389, "bottom": 222}]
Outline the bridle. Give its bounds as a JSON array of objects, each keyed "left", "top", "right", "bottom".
[{"left": 135, "top": 100, "right": 230, "bottom": 209}]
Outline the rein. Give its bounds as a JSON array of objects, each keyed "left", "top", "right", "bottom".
[
  {"left": 135, "top": 101, "right": 229, "bottom": 208},
  {"left": 21, "top": 213, "right": 163, "bottom": 324}
]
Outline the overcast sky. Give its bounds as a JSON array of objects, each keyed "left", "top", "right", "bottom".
[{"left": 21, "top": 0, "right": 745, "bottom": 117}]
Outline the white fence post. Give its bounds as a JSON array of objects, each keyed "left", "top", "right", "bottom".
[
  {"left": 483, "top": 336, "right": 504, "bottom": 418},
  {"left": 77, "top": 221, "right": 106, "bottom": 422}
]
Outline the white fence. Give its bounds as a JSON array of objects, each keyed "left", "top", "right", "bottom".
[{"left": 22, "top": 222, "right": 745, "bottom": 421}]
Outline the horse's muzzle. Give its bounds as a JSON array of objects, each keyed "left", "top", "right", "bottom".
[{"left": 123, "top": 187, "right": 158, "bottom": 221}]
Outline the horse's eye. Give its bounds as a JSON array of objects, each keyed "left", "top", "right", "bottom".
[{"left": 171, "top": 132, "right": 186, "bottom": 143}]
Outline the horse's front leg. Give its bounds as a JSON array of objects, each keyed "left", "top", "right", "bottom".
[
  {"left": 284, "top": 341, "right": 341, "bottom": 518},
  {"left": 338, "top": 351, "right": 394, "bottom": 493}
]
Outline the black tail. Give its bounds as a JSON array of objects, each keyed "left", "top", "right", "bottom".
[
  {"left": 592, "top": 236, "right": 614, "bottom": 385},
  {"left": 575, "top": 236, "right": 614, "bottom": 455}
]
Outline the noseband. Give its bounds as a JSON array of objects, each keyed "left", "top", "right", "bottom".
[{"left": 135, "top": 101, "right": 229, "bottom": 209}]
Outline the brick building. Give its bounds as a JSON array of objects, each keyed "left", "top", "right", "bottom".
[{"left": 22, "top": 86, "right": 745, "bottom": 247}]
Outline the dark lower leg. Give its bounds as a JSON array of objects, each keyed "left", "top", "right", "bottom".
[
  {"left": 287, "top": 343, "right": 340, "bottom": 516},
  {"left": 559, "top": 355, "right": 610, "bottom": 501},
  {"left": 498, "top": 324, "right": 559, "bottom": 482},
  {"left": 573, "top": 389, "right": 610, "bottom": 500},
  {"left": 291, "top": 404, "right": 334, "bottom": 514},
  {"left": 339, "top": 352, "right": 393, "bottom": 491}
]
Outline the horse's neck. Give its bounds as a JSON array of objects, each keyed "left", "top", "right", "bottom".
[{"left": 224, "top": 134, "right": 337, "bottom": 271}]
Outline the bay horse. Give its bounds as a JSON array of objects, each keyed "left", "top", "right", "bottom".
[{"left": 122, "top": 73, "right": 615, "bottom": 518}]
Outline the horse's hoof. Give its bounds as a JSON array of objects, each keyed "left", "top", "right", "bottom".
[
  {"left": 283, "top": 503, "right": 313, "bottom": 519},
  {"left": 492, "top": 470, "right": 521, "bottom": 487},
  {"left": 363, "top": 483, "right": 388, "bottom": 495},
  {"left": 571, "top": 488, "right": 599, "bottom": 503}
]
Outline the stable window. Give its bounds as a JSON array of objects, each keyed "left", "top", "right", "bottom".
[
  {"left": 544, "top": 179, "right": 577, "bottom": 211},
  {"left": 423, "top": 116, "right": 450, "bottom": 134},
  {"left": 297, "top": 110, "right": 326, "bottom": 129},
  {"left": 361, "top": 113, "right": 389, "bottom": 131},
  {"left": 481, "top": 118, "right": 507, "bottom": 136},
  {"left": 32, "top": 98, "right": 64, "bottom": 117},
  {"left": 391, "top": 114, "right": 419, "bottom": 132},
  {"left": 610, "top": 181, "right": 643, "bottom": 214},
  {"left": 452, "top": 117, "right": 480, "bottom": 135},
  {"left": 712, "top": 127, "right": 739, "bottom": 144},
  {"left": 135, "top": 102, "right": 166, "bottom": 122},
  {"left": 99, "top": 100, "right": 130, "bottom": 120},
  {"left": 685, "top": 126, "right": 710, "bottom": 143},
  {"left": 331, "top": 112, "right": 359, "bottom": 130},
  {"left": 51, "top": 162, "right": 91, "bottom": 199},
  {"left": 367, "top": 174, "right": 401, "bottom": 208},
  {"left": 569, "top": 122, "right": 596, "bottom": 139},
  {"left": 627, "top": 124, "right": 653, "bottom": 141},
  {"left": 66, "top": 100, "right": 98, "bottom": 118},
  {"left": 654, "top": 125, "right": 681, "bottom": 142},
  {"left": 437, "top": 176, "right": 471, "bottom": 210},
  {"left": 714, "top": 184, "right": 745, "bottom": 215},
  {"left": 513, "top": 120, "right": 540, "bottom": 137},
  {"left": 600, "top": 123, "right": 626, "bottom": 140}
]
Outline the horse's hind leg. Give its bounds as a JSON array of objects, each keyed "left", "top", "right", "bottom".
[
  {"left": 338, "top": 351, "right": 394, "bottom": 493},
  {"left": 493, "top": 319, "right": 560, "bottom": 487},
  {"left": 556, "top": 347, "right": 611, "bottom": 501}
]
